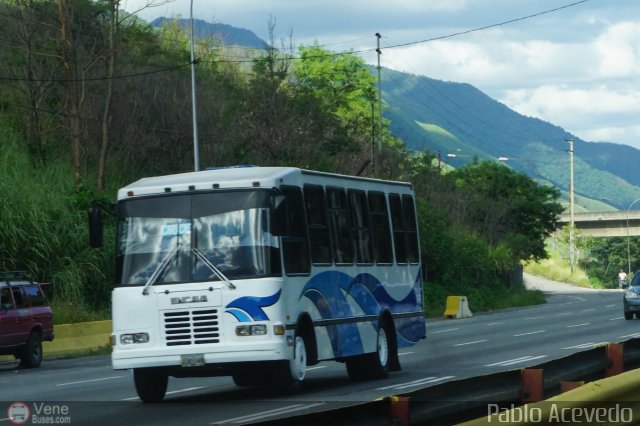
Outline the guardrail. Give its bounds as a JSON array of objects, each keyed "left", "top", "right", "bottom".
[{"left": 267, "top": 338, "right": 640, "bottom": 425}]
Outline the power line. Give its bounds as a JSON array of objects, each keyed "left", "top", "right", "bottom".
[{"left": 0, "top": 0, "right": 592, "bottom": 81}]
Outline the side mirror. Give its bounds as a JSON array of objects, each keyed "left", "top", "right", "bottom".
[
  {"left": 270, "top": 195, "right": 288, "bottom": 236},
  {"left": 88, "top": 207, "right": 104, "bottom": 248}
]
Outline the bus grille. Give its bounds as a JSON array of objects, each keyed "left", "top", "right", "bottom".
[{"left": 163, "top": 309, "right": 220, "bottom": 346}]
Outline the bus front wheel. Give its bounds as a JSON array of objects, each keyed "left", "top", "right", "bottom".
[
  {"left": 273, "top": 334, "right": 307, "bottom": 393},
  {"left": 134, "top": 368, "right": 168, "bottom": 403}
]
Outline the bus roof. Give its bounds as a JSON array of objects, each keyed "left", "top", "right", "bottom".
[{"left": 118, "top": 166, "right": 412, "bottom": 200}]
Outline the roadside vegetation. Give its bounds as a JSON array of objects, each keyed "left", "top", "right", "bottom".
[
  {"left": 0, "top": 2, "right": 562, "bottom": 322},
  {"left": 525, "top": 226, "right": 640, "bottom": 289}
]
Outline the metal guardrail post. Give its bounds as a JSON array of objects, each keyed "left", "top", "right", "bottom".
[
  {"left": 388, "top": 396, "right": 410, "bottom": 426},
  {"left": 605, "top": 343, "right": 624, "bottom": 377},
  {"left": 520, "top": 368, "right": 544, "bottom": 403}
]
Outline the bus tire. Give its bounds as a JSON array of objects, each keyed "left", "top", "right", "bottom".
[
  {"left": 134, "top": 368, "right": 168, "bottom": 403},
  {"left": 273, "top": 334, "right": 307, "bottom": 393},
  {"left": 346, "top": 321, "right": 392, "bottom": 380}
]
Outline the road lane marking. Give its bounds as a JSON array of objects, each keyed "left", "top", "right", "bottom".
[
  {"left": 57, "top": 376, "right": 124, "bottom": 386},
  {"left": 305, "top": 366, "right": 326, "bottom": 371},
  {"left": 562, "top": 342, "right": 606, "bottom": 350},
  {"left": 513, "top": 330, "right": 545, "bottom": 337},
  {"left": 166, "top": 386, "right": 205, "bottom": 395},
  {"left": 609, "top": 317, "right": 624, "bottom": 320},
  {"left": 375, "top": 376, "right": 455, "bottom": 391},
  {"left": 581, "top": 308, "right": 596, "bottom": 313},
  {"left": 556, "top": 312, "right": 573, "bottom": 316},
  {"left": 399, "top": 352, "right": 414, "bottom": 356},
  {"left": 524, "top": 316, "right": 544, "bottom": 321},
  {"left": 454, "top": 340, "right": 488, "bottom": 347},
  {"left": 212, "top": 403, "right": 326, "bottom": 424},
  {"left": 566, "top": 323, "right": 590, "bottom": 328},
  {"left": 431, "top": 328, "right": 459, "bottom": 334},
  {"left": 487, "top": 322, "right": 503, "bottom": 325},
  {"left": 486, "top": 355, "right": 547, "bottom": 367},
  {"left": 620, "top": 333, "right": 640, "bottom": 339},
  {"left": 605, "top": 304, "right": 616, "bottom": 308}
]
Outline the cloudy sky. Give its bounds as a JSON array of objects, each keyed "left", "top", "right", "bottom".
[{"left": 123, "top": 0, "right": 640, "bottom": 148}]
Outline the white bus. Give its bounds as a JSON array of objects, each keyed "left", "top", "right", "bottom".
[{"left": 89, "top": 166, "right": 426, "bottom": 402}]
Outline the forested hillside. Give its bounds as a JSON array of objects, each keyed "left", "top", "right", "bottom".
[
  {"left": 0, "top": 4, "right": 558, "bottom": 316},
  {"left": 381, "top": 69, "right": 640, "bottom": 210}
]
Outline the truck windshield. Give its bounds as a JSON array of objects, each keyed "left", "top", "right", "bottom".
[{"left": 116, "top": 190, "right": 281, "bottom": 286}]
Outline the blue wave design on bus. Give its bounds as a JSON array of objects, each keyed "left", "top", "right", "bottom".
[
  {"left": 225, "top": 290, "right": 281, "bottom": 322},
  {"left": 299, "top": 271, "right": 424, "bottom": 357}
]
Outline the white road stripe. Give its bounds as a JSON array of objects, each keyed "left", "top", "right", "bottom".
[
  {"left": 212, "top": 403, "right": 325, "bottom": 425},
  {"left": 57, "top": 376, "right": 124, "bottom": 386},
  {"left": 609, "top": 317, "right": 624, "bottom": 320},
  {"left": 166, "top": 386, "right": 204, "bottom": 395},
  {"left": 398, "top": 352, "right": 414, "bottom": 356},
  {"left": 486, "top": 355, "right": 547, "bottom": 367},
  {"left": 566, "top": 323, "right": 590, "bottom": 328},
  {"left": 620, "top": 333, "right": 640, "bottom": 339},
  {"left": 581, "top": 308, "right": 596, "bottom": 312},
  {"left": 605, "top": 304, "right": 616, "bottom": 308},
  {"left": 305, "top": 366, "right": 326, "bottom": 371},
  {"left": 556, "top": 312, "right": 573, "bottom": 316},
  {"left": 513, "top": 330, "right": 545, "bottom": 337},
  {"left": 524, "top": 316, "right": 544, "bottom": 321},
  {"left": 431, "top": 328, "right": 459, "bottom": 334},
  {"left": 375, "top": 375, "right": 455, "bottom": 391},
  {"left": 454, "top": 340, "right": 488, "bottom": 347},
  {"left": 562, "top": 343, "right": 606, "bottom": 350},
  {"left": 487, "top": 322, "right": 503, "bottom": 325}
]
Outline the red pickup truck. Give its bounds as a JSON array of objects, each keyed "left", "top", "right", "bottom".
[{"left": 0, "top": 272, "right": 54, "bottom": 367}]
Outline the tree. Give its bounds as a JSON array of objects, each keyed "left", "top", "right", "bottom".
[{"left": 448, "top": 161, "right": 563, "bottom": 261}]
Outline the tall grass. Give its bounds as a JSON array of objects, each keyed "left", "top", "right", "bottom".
[
  {"left": 524, "top": 248, "right": 592, "bottom": 287},
  {"left": 0, "top": 128, "right": 115, "bottom": 316}
]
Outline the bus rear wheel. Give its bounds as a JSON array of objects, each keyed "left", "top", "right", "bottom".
[
  {"left": 346, "top": 322, "right": 392, "bottom": 380},
  {"left": 134, "top": 368, "right": 168, "bottom": 403}
]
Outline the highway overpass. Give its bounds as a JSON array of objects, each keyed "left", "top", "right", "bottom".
[{"left": 557, "top": 211, "right": 640, "bottom": 237}]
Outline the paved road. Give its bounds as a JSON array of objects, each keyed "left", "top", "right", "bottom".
[{"left": 1, "top": 274, "right": 637, "bottom": 425}]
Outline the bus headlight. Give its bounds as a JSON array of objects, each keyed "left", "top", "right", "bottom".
[
  {"left": 236, "top": 325, "right": 268, "bottom": 336},
  {"left": 120, "top": 333, "right": 150, "bottom": 344}
]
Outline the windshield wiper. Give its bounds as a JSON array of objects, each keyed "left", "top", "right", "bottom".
[
  {"left": 192, "top": 248, "right": 236, "bottom": 290},
  {"left": 142, "top": 243, "right": 181, "bottom": 295}
]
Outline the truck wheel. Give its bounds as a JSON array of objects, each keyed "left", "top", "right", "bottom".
[
  {"left": 134, "top": 368, "right": 168, "bottom": 402},
  {"left": 20, "top": 332, "right": 42, "bottom": 368}
]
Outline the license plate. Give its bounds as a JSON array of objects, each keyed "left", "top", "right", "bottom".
[{"left": 181, "top": 354, "right": 205, "bottom": 367}]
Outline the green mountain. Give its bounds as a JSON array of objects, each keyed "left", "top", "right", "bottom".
[
  {"left": 381, "top": 68, "right": 640, "bottom": 211},
  {"left": 154, "top": 18, "right": 639, "bottom": 211}
]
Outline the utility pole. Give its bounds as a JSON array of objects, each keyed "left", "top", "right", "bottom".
[
  {"left": 375, "top": 33, "right": 382, "bottom": 170},
  {"left": 190, "top": 0, "right": 200, "bottom": 172},
  {"left": 567, "top": 138, "right": 575, "bottom": 274}
]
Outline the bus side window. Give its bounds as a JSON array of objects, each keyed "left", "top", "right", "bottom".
[
  {"left": 348, "top": 189, "right": 373, "bottom": 264},
  {"left": 389, "top": 193, "right": 407, "bottom": 264},
  {"left": 282, "top": 187, "right": 311, "bottom": 274},
  {"left": 327, "top": 187, "right": 354, "bottom": 265},
  {"left": 304, "top": 185, "right": 333, "bottom": 264},
  {"left": 368, "top": 191, "right": 393, "bottom": 264},
  {"left": 402, "top": 194, "right": 420, "bottom": 263}
]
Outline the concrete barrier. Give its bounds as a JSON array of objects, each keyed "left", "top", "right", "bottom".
[
  {"left": 459, "top": 368, "right": 640, "bottom": 425},
  {"left": 443, "top": 295, "right": 473, "bottom": 318}
]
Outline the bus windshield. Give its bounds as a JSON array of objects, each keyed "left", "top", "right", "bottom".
[{"left": 116, "top": 190, "right": 281, "bottom": 286}]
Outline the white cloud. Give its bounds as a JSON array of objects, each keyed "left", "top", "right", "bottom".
[{"left": 595, "top": 21, "right": 640, "bottom": 78}]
